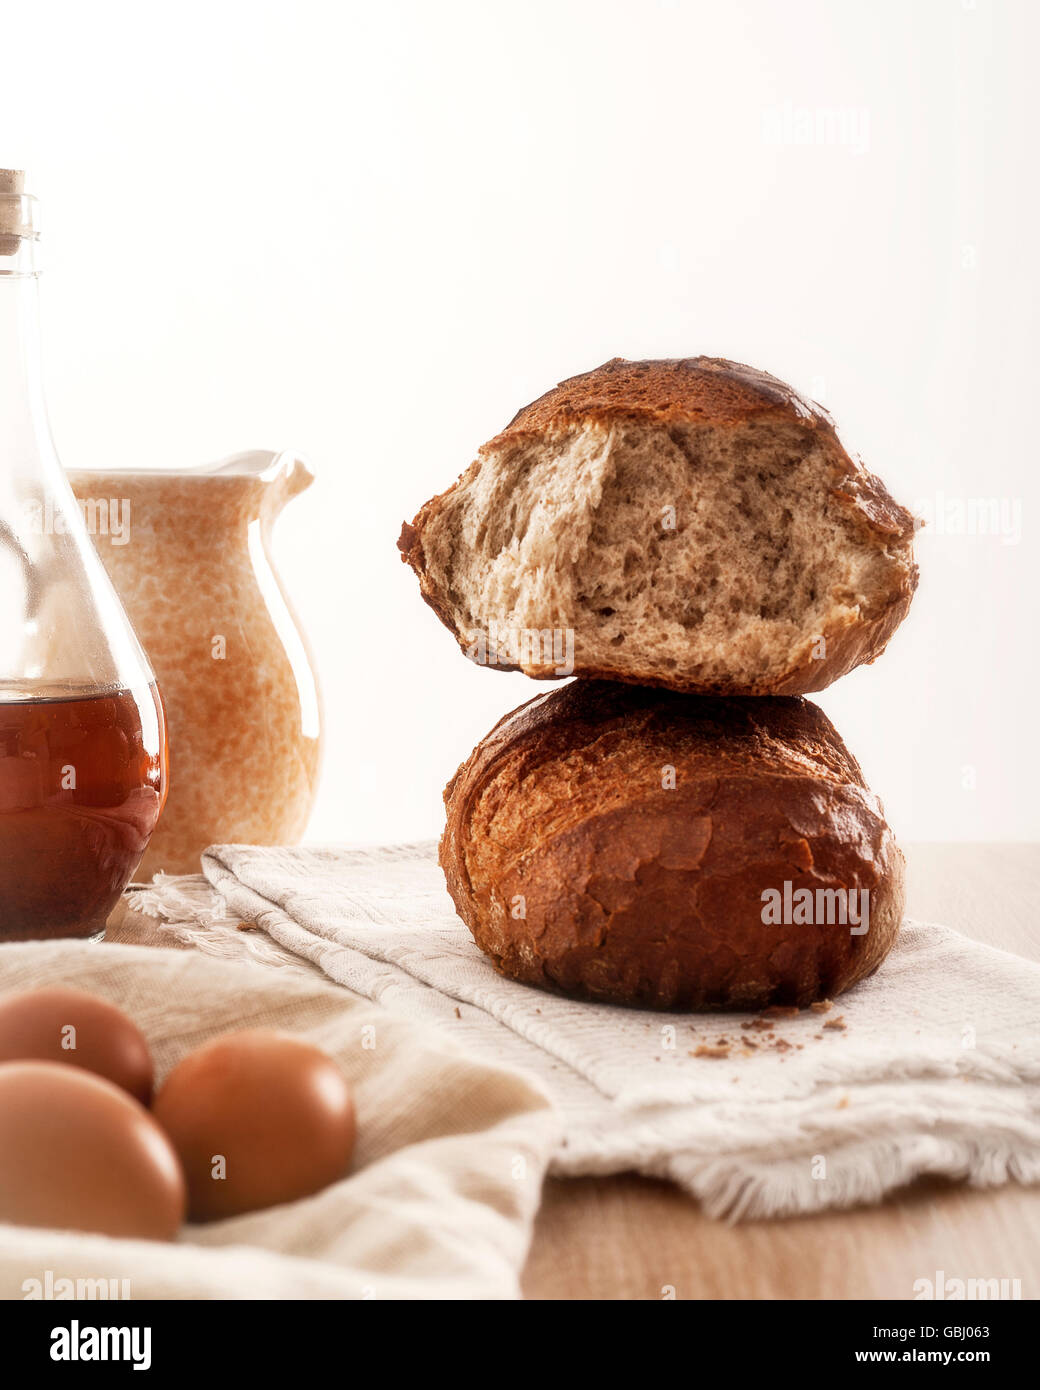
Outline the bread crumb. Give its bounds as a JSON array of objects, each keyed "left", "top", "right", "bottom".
[
  {"left": 823, "top": 1015, "right": 846, "bottom": 1031},
  {"left": 811, "top": 999, "right": 834, "bottom": 1014},
  {"left": 836, "top": 1095, "right": 850, "bottom": 1109},
  {"left": 691, "top": 1044, "right": 730, "bottom": 1059},
  {"left": 454, "top": 1006, "right": 461, "bottom": 1019},
  {"left": 774, "top": 1038, "right": 791, "bottom": 1052},
  {"left": 237, "top": 921, "right": 259, "bottom": 932},
  {"left": 761, "top": 1005, "right": 800, "bottom": 1018},
  {"left": 742, "top": 1018, "right": 774, "bottom": 1032}
]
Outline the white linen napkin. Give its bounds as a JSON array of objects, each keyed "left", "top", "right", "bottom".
[{"left": 134, "top": 841, "right": 1040, "bottom": 1221}]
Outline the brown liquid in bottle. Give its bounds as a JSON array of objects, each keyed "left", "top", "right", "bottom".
[{"left": 0, "top": 684, "right": 167, "bottom": 941}]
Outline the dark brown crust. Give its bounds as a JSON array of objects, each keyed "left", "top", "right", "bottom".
[
  {"left": 398, "top": 356, "right": 918, "bottom": 696},
  {"left": 494, "top": 355, "right": 842, "bottom": 438},
  {"left": 441, "top": 681, "right": 904, "bottom": 1011}
]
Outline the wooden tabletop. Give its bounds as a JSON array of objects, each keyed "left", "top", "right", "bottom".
[{"left": 521, "top": 844, "right": 1040, "bottom": 1300}]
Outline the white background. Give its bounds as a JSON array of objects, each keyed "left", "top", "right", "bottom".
[{"left": 2, "top": 0, "right": 1036, "bottom": 845}]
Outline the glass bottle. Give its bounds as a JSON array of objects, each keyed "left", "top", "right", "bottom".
[{"left": 0, "top": 170, "right": 167, "bottom": 941}]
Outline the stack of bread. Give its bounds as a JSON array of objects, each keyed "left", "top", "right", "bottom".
[{"left": 399, "top": 357, "right": 918, "bottom": 1010}]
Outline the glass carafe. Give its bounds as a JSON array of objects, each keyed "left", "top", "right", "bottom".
[{"left": 0, "top": 170, "right": 167, "bottom": 941}]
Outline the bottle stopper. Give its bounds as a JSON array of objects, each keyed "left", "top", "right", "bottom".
[{"left": 0, "top": 169, "right": 28, "bottom": 255}]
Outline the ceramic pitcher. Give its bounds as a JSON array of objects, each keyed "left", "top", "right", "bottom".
[{"left": 69, "top": 450, "right": 321, "bottom": 877}]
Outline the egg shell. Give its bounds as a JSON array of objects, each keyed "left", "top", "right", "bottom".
[
  {"left": 0, "top": 1062, "right": 186, "bottom": 1240},
  {"left": 0, "top": 987, "right": 154, "bottom": 1103},
  {"left": 152, "top": 1029, "right": 356, "bottom": 1222}
]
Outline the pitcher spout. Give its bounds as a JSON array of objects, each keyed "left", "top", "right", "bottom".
[
  {"left": 205, "top": 448, "right": 315, "bottom": 520},
  {"left": 266, "top": 450, "right": 315, "bottom": 511}
]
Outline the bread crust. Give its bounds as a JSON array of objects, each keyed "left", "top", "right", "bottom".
[
  {"left": 441, "top": 681, "right": 904, "bottom": 1010},
  {"left": 398, "top": 356, "right": 918, "bottom": 696}
]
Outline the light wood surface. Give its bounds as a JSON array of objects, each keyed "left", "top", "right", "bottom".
[{"left": 522, "top": 844, "right": 1040, "bottom": 1300}]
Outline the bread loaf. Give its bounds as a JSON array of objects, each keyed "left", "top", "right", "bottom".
[
  {"left": 400, "top": 356, "right": 918, "bottom": 695},
  {"left": 441, "top": 680, "right": 904, "bottom": 1010}
]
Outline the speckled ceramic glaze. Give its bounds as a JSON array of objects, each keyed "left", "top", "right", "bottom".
[{"left": 69, "top": 452, "right": 321, "bottom": 876}]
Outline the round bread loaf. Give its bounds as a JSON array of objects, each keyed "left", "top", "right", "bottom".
[
  {"left": 400, "top": 356, "right": 918, "bottom": 696},
  {"left": 441, "top": 681, "right": 904, "bottom": 1010}
]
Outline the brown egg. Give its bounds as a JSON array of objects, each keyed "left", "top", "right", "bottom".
[
  {"left": 0, "top": 1062, "right": 186, "bottom": 1240},
  {"left": 0, "top": 987, "right": 153, "bottom": 1103},
  {"left": 152, "top": 1029, "right": 356, "bottom": 1221}
]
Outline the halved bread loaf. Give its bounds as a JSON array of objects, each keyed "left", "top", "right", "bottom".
[
  {"left": 442, "top": 681, "right": 905, "bottom": 1010},
  {"left": 399, "top": 357, "right": 918, "bottom": 695}
]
